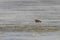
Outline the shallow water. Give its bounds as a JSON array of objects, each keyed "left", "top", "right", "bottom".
[
  {"left": 0, "top": 0, "right": 60, "bottom": 26},
  {"left": 0, "top": 31, "right": 60, "bottom": 40}
]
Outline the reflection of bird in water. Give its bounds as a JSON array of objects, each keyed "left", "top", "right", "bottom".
[{"left": 35, "top": 19, "right": 42, "bottom": 23}]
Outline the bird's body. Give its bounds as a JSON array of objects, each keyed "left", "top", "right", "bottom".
[{"left": 35, "top": 19, "right": 41, "bottom": 23}]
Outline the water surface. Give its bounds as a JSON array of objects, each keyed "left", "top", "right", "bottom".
[{"left": 0, "top": 31, "right": 60, "bottom": 40}]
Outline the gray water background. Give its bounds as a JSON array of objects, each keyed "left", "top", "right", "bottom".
[
  {"left": 0, "top": 0, "right": 60, "bottom": 26},
  {"left": 0, "top": 0, "right": 60, "bottom": 40},
  {"left": 0, "top": 31, "right": 60, "bottom": 40}
]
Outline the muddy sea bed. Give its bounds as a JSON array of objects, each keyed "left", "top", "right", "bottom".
[{"left": 0, "top": 25, "right": 60, "bottom": 32}]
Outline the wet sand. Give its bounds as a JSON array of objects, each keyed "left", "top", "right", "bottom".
[{"left": 0, "top": 26, "right": 60, "bottom": 32}]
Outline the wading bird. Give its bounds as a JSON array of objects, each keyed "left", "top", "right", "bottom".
[
  {"left": 34, "top": 19, "right": 42, "bottom": 26},
  {"left": 35, "top": 19, "right": 41, "bottom": 23}
]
